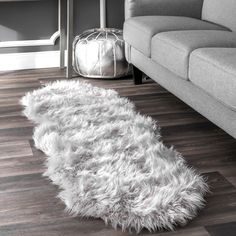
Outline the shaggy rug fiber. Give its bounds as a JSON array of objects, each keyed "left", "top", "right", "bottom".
[{"left": 21, "top": 80, "right": 208, "bottom": 233}]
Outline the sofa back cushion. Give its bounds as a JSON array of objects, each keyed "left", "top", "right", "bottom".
[{"left": 202, "top": 0, "right": 236, "bottom": 31}]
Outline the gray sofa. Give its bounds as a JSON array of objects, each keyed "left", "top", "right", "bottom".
[{"left": 123, "top": 0, "right": 236, "bottom": 139}]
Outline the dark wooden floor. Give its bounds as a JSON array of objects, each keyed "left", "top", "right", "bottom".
[{"left": 0, "top": 68, "right": 236, "bottom": 236}]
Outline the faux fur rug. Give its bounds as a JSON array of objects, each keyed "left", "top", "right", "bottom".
[{"left": 21, "top": 80, "right": 208, "bottom": 233}]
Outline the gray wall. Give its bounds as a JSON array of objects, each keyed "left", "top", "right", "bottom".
[{"left": 0, "top": 0, "right": 125, "bottom": 53}]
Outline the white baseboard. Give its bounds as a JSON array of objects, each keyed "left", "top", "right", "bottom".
[{"left": 0, "top": 51, "right": 67, "bottom": 71}]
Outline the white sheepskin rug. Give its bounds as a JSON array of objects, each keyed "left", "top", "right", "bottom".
[{"left": 21, "top": 80, "right": 208, "bottom": 233}]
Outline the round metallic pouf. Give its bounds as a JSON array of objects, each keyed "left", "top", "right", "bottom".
[{"left": 73, "top": 28, "right": 131, "bottom": 78}]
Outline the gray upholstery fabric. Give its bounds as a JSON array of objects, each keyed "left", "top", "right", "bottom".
[
  {"left": 189, "top": 48, "right": 236, "bottom": 111},
  {"left": 125, "top": 42, "right": 131, "bottom": 63},
  {"left": 123, "top": 16, "right": 227, "bottom": 58},
  {"left": 129, "top": 46, "right": 236, "bottom": 139},
  {"left": 125, "top": 0, "right": 204, "bottom": 20},
  {"left": 151, "top": 30, "right": 236, "bottom": 79},
  {"left": 202, "top": 0, "right": 236, "bottom": 32}
]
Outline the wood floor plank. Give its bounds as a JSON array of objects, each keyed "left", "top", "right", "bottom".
[
  {"left": 0, "top": 219, "right": 129, "bottom": 236},
  {"left": 0, "top": 115, "right": 33, "bottom": 130},
  {"left": 0, "top": 140, "right": 33, "bottom": 160},
  {"left": 0, "top": 173, "right": 49, "bottom": 193},
  {"left": 147, "top": 227, "right": 210, "bottom": 236},
  {"left": 0, "top": 155, "right": 45, "bottom": 178},
  {"left": 205, "top": 222, "right": 236, "bottom": 236},
  {"left": 0, "top": 127, "right": 33, "bottom": 142}
]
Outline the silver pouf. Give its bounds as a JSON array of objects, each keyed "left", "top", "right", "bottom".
[{"left": 73, "top": 28, "right": 131, "bottom": 78}]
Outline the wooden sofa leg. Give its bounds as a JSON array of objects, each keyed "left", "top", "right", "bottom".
[{"left": 133, "top": 66, "right": 143, "bottom": 85}]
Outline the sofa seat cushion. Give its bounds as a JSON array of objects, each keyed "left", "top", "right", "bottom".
[
  {"left": 151, "top": 30, "right": 236, "bottom": 79},
  {"left": 123, "top": 16, "right": 227, "bottom": 57},
  {"left": 189, "top": 48, "right": 236, "bottom": 111}
]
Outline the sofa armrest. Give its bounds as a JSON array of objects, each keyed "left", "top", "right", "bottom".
[{"left": 125, "top": 0, "right": 204, "bottom": 19}]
